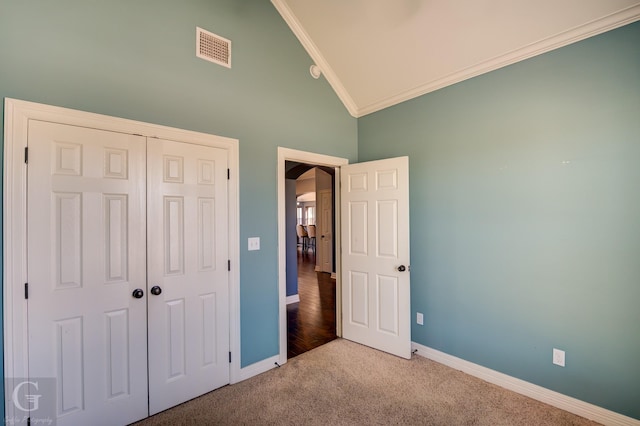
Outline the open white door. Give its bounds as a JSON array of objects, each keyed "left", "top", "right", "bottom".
[{"left": 341, "top": 156, "right": 411, "bottom": 359}]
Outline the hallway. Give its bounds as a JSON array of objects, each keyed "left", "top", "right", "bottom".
[{"left": 287, "top": 248, "right": 337, "bottom": 358}]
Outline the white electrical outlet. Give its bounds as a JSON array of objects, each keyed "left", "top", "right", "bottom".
[
  {"left": 248, "top": 237, "right": 260, "bottom": 251},
  {"left": 553, "top": 348, "right": 565, "bottom": 367},
  {"left": 416, "top": 312, "right": 424, "bottom": 325}
]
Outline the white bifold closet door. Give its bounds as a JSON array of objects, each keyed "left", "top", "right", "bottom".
[{"left": 26, "top": 120, "right": 229, "bottom": 425}]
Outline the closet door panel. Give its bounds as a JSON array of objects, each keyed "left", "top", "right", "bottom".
[{"left": 27, "top": 120, "right": 148, "bottom": 426}]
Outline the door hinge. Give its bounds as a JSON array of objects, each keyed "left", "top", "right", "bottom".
[
  {"left": 227, "top": 168, "right": 230, "bottom": 180},
  {"left": 24, "top": 147, "right": 28, "bottom": 164},
  {"left": 228, "top": 260, "right": 231, "bottom": 271},
  {"left": 27, "top": 417, "right": 30, "bottom": 426},
  {"left": 229, "top": 352, "right": 232, "bottom": 363},
  {"left": 24, "top": 283, "right": 28, "bottom": 299}
]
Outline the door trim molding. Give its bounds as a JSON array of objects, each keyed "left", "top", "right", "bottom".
[
  {"left": 3, "top": 98, "right": 241, "bottom": 418},
  {"left": 276, "top": 147, "right": 348, "bottom": 364}
]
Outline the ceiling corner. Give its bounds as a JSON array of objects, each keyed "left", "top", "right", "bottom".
[
  {"left": 271, "top": 0, "right": 361, "bottom": 118},
  {"left": 272, "top": 1, "right": 640, "bottom": 119}
]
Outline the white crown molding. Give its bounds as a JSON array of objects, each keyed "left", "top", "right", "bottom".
[
  {"left": 272, "top": 1, "right": 640, "bottom": 118},
  {"left": 357, "top": 4, "right": 640, "bottom": 117},
  {"left": 271, "top": 0, "right": 360, "bottom": 118},
  {"left": 412, "top": 342, "right": 640, "bottom": 426}
]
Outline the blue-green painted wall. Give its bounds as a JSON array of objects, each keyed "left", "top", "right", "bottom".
[
  {"left": 0, "top": 0, "right": 357, "bottom": 416},
  {"left": 2, "top": 0, "right": 639, "bottom": 421},
  {"left": 358, "top": 21, "right": 640, "bottom": 420}
]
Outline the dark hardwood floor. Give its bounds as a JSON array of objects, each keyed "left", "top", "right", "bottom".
[{"left": 287, "top": 248, "right": 337, "bottom": 359}]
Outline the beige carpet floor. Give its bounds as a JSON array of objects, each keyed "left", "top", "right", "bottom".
[{"left": 134, "top": 338, "right": 600, "bottom": 425}]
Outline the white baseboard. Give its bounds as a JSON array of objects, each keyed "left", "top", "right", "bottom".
[
  {"left": 286, "top": 294, "right": 300, "bottom": 304},
  {"left": 411, "top": 342, "right": 639, "bottom": 426},
  {"left": 237, "top": 354, "right": 281, "bottom": 383}
]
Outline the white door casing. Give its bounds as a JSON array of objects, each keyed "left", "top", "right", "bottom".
[
  {"left": 27, "top": 121, "right": 149, "bottom": 425},
  {"left": 147, "top": 139, "right": 230, "bottom": 415},
  {"left": 276, "top": 147, "right": 348, "bottom": 363},
  {"left": 3, "top": 98, "right": 241, "bottom": 422},
  {"left": 341, "top": 157, "right": 411, "bottom": 359}
]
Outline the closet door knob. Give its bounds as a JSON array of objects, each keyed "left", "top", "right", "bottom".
[
  {"left": 397, "top": 265, "right": 406, "bottom": 272},
  {"left": 132, "top": 289, "right": 144, "bottom": 299},
  {"left": 150, "top": 286, "right": 162, "bottom": 296}
]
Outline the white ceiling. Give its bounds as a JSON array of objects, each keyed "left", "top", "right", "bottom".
[{"left": 272, "top": 0, "right": 640, "bottom": 117}]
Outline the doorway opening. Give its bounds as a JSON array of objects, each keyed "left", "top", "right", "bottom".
[
  {"left": 278, "top": 148, "right": 412, "bottom": 362},
  {"left": 277, "top": 148, "right": 348, "bottom": 364},
  {"left": 286, "top": 162, "right": 337, "bottom": 358}
]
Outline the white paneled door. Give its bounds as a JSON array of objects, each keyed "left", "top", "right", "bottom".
[
  {"left": 341, "top": 157, "right": 411, "bottom": 359},
  {"left": 318, "top": 189, "right": 333, "bottom": 273},
  {"left": 147, "top": 139, "right": 229, "bottom": 415},
  {"left": 26, "top": 121, "right": 229, "bottom": 425},
  {"left": 27, "top": 121, "right": 149, "bottom": 425}
]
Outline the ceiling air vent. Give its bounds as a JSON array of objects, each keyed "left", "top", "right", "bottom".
[{"left": 196, "top": 27, "right": 231, "bottom": 68}]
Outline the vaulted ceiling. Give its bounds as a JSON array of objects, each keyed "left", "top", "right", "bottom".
[{"left": 272, "top": 0, "right": 640, "bottom": 117}]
